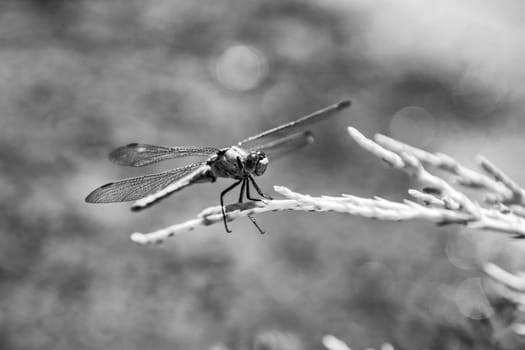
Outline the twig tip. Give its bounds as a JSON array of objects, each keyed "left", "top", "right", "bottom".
[{"left": 130, "top": 232, "right": 149, "bottom": 245}]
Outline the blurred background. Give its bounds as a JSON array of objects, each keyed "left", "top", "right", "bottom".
[{"left": 2, "top": 0, "right": 525, "bottom": 349}]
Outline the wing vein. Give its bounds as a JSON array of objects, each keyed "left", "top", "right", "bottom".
[
  {"left": 85, "top": 162, "right": 206, "bottom": 203},
  {"left": 110, "top": 144, "right": 219, "bottom": 167},
  {"left": 238, "top": 100, "right": 350, "bottom": 146}
]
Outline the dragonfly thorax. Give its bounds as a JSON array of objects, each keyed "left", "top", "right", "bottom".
[{"left": 210, "top": 146, "right": 268, "bottom": 179}]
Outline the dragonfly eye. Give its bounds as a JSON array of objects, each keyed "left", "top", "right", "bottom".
[
  {"left": 244, "top": 153, "right": 257, "bottom": 171},
  {"left": 254, "top": 153, "right": 268, "bottom": 176}
]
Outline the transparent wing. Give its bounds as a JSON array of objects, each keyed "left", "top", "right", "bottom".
[
  {"left": 109, "top": 143, "right": 219, "bottom": 167},
  {"left": 131, "top": 164, "right": 213, "bottom": 211},
  {"left": 85, "top": 162, "right": 206, "bottom": 203},
  {"left": 250, "top": 130, "right": 315, "bottom": 160},
  {"left": 237, "top": 100, "right": 351, "bottom": 146}
]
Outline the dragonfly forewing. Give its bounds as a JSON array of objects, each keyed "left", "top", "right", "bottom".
[
  {"left": 85, "top": 162, "right": 206, "bottom": 203},
  {"left": 237, "top": 100, "right": 351, "bottom": 146},
  {"left": 110, "top": 143, "right": 219, "bottom": 167}
]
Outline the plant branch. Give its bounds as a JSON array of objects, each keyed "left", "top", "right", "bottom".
[{"left": 130, "top": 127, "right": 525, "bottom": 244}]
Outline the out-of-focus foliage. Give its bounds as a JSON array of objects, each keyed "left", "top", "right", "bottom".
[{"left": 1, "top": 0, "right": 525, "bottom": 349}]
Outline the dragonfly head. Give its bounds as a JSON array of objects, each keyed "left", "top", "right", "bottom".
[{"left": 245, "top": 151, "right": 268, "bottom": 176}]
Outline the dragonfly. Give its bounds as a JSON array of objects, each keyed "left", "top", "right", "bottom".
[{"left": 85, "top": 100, "right": 351, "bottom": 233}]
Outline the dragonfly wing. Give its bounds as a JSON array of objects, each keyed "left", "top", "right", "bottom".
[
  {"left": 131, "top": 164, "right": 214, "bottom": 211},
  {"left": 250, "top": 130, "right": 315, "bottom": 160},
  {"left": 237, "top": 100, "right": 351, "bottom": 146},
  {"left": 85, "top": 162, "right": 207, "bottom": 203},
  {"left": 109, "top": 143, "right": 219, "bottom": 167}
]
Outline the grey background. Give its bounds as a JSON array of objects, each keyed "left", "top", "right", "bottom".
[{"left": 1, "top": 1, "right": 525, "bottom": 349}]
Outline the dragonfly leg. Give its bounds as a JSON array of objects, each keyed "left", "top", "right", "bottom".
[
  {"left": 220, "top": 179, "right": 242, "bottom": 233},
  {"left": 243, "top": 179, "right": 265, "bottom": 233},
  {"left": 249, "top": 176, "right": 273, "bottom": 200},
  {"left": 243, "top": 179, "right": 264, "bottom": 234},
  {"left": 247, "top": 213, "right": 265, "bottom": 234},
  {"left": 238, "top": 178, "right": 246, "bottom": 203},
  {"left": 246, "top": 179, "right": 261, "bottom": 201}
]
